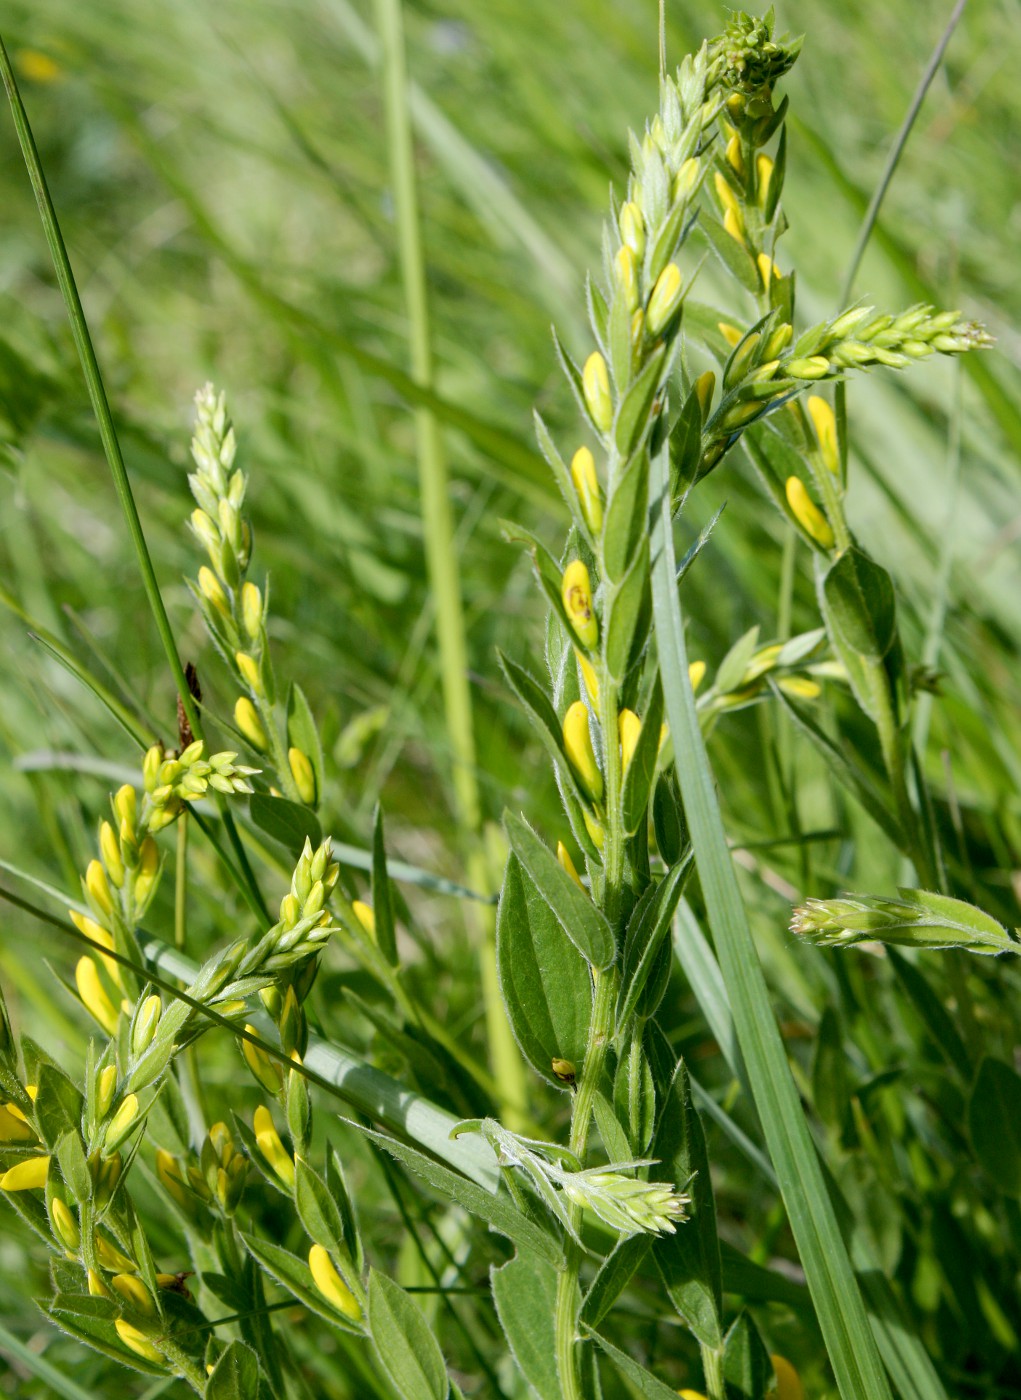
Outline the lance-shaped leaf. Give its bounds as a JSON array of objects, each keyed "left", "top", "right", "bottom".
[
  {"left": 603, "top": 452, "right": 650, "bottom": 582},
  {"left": 492, "top": 1251, "right": 560, "bottom": 1400},
  {"left": 822, "top": 547, "right": 897, "bottom": 661},
  {"left": 723, "top": 1310, "right": 773, "bottom": 1400},
  {"left": 369, "top": 1270, "right": 449, "bottom": 1400},
  {"left": 616, "top": 860, "right": 691, "bottom": 1035},
  {"left": 503, "top": 810, "right": 614, "bottom": 969}
]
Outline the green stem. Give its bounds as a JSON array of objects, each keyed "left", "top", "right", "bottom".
[
  {"left": 700, "top": 1342, "right": 726, "bottom": 1400},
  {"left": 174, "top": 812, "right": 188, "bottom": 951},
  {"left": 863, "top": 657, "right": 934, "bottom": 886}
]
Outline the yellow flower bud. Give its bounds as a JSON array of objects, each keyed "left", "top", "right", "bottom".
[
  {"left": 254, "top": 1105, "right": 295, "bottom": 1191},
  {"left": 806, "top": 395, "right": 839, "bottom": 475},
  {"left": 235, "top": 650, "right": 263, "bottom": 695},
  {"left": 51, "top": 1198, "right": 80, "bottom": 1250},
  {"left": 756, "top": 154, "right": 774, "bottom": 210},
  {"left": 786, "top": 355, "right": 831, "bottom": 380},
  {"left": 767, "top": 1355, "right": 805, "bottom": 1400},
  {"left": 693, "top": 371, "right": 715, "bottom": 420},
  {"left": 718, "top": 322, "right": 743, "bottom": 349},
  {"left": 646, "top": 263, "right": 683, "bottom": 337},
  {"left": 155, "top": 1150, "right": 190, "bottom": 1210},
  {"left": 0, "top": 1155, "right": 50, "bottom": 1191},
  {"left": 198, "top": 565, "right": 229, "bottom": 616},
  {"left": 234, "top": 696, "right": 268, "bottom": 752},
  {"left": 785, "top": 477, "right": 835, "bottom": 550},
  {"left": 99, "top": 821, "right": 125, "bottom": 888},
  {"left": 352, "top": 901, "right": 376, "bottom": 940},
  {"left": 97, "top": 1064, "right": 118, "bottom": 1119},
  {"left": 556, "top": 842, "right": 584, "bottom": 889},
  {"left": 673, "top": 156, "right": 700, "bottom": 201},
  {"left": 75, "top": 957, "right": 119, "bottom": 1036},
  {"left": 105, "top": 1093, "right": 140, "bottom": 1151},
  {"left": 614, "top": 245, "right": 639, "bottom": 314},
  {"left": 0, "top": 1104, "right": 34, "bottom": 1143},
  {"left": 132, "top": 995, "right": 162, "bottom": 1055},
  {"left": 570, "top": 447, "right": 604, "bottom": 534},
  {"left": 678, "top": 1391, "right": 708, "bottom": 1400},
  {"left": 70, "top": 911, "right": 122, "bottom": 990},
  {"left": 115, "top": 1319, "right": 162, "bottom": 1364},
  {"left": 241, "top": 581, "right": 263, "bottom": 639},
  {"left": 714, "top": 171, "right": 740, "bottom": 220},
  {"left": 85, "top": 859, "right": 114, "bottom": 917},
  {"left": 95, "top": 1233, "right": 136, "bottom": 1273},
  {"left": 777, "top": 676, "right": 822, "bottom": 701},
  {"left": 619, "top": 709, "right": 642, "bottom": 772},
  {"left": 132, "top": 837, "right": 160, "bottom": 908},
  {"left": 562, "top": 560, "right": 598, "bottom": 650},
  {"left": 757, "top": 252, "right": 781, "bottom": 291},
  {"left": 763, "top": 322, "right": 793, "bottom": 359},
  {"left": 726, "top": 133, "right": 744, "bottom": 175},
  {"left": 112, "top": 1272, "right": 156, "bottom": 1317},
  {"left": 87, "top": 1269, "right": 109, "bottom": 1297},
  {"left": 582, "top": 352, "right": 613, "bottom": 434},
  {"left": 575, "top": 649, "right": 600, "bottom": 707},
  {"left": 583, "top": 810, "right": 605, "bottom": 850},
  {"left": 288, "top": 747, "right": 317, "bottom": 805},
  {"left": 241, "top": 1025, "right": 284, "bottom": 1094},
  {"left": 563, "top": 701, "right": 603, "bottom": 804},
  {"left": 619, "top": 200, "right": 645, "bottom": 258},
  {"left": 723, "top": 206, "right": 745, "bottom": 245},
  {"left": 308, "top": 1244, "right": 362, "bottom": 1321},
  {"left": 630, "top": 308, "right": 645, "bottom": 355}
]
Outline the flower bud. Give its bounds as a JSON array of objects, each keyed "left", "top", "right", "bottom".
[
  {"left": 112, "top": 1272, "right": 156, "bottom": 1317},
  {"left": 614, "top": 245, "right": 639, "bottom": 314},
  {"left": 352, "top": 901, "right": 376, "bottom": 941},
  {"left": 777, "top": 676, "right": 821, "bottom": 700},
  {"left": 105, "top": 1094, "right": 140, "bottom": 1152},
  {"left": 241, "top": 581, "right": 263, "bottom": 639},
  {"left": 723, "top": 207, "right": 745, "bottom": 245},
  {"left": 563, "top": 701, "right": 603, "bottom": 804},
  {"left": 198, "top": 565, "right": 229, "bottom": 617},
  {"left": 757, "top": 253, "right": 780, "bottom": 291},
  {"left": 726, "top": 132, "right": 744, "bottom": 175},
  {"left": 75, "top": 957, "right": 119, "bottom": 1036},
  {"left": 785, "top": 477, "right": 835, "bottom": 550},
  {"left": 0, "top": 1155, "right": 50, "bottom": 1191},
  {"left": 115, "top": 1319, "right": 161, "bottom": 1363},
  {"left": 785, "top": 356, "right": 831, "bottom": 380},
  {"left": 235, "top": 650, "right": 263, "bottom": 695},
  {"left": 99, "top": 821, "right": 125, "bottom": 888},
  {"left": 762, "top": 322, "right": 793, "bottom": 359},
  {"left": 575, "top": 649, "right": 599, "bottom": 707},
  {"left": 131, "top": 995, "right": 162, "bottom": 1056},
  {"left": 583, "top": 810, "right": 605, "bottom": 850},
  {"left": 756, "top": 154, "right": 774, "bottom": 210},
  {"left": 582, "top": 352, "right": 613, "bottom": 434},
  {"left": 768, "top": 1354, "right": 805, "bottom": 1400},
  {"left": 51, "top": 1197, "right": 80, "bottom": 1250},
  {"left": 85, "top": 860, "right": 114, "bottom": 918},
  {"left": 646, "top": 263, "right": 683, "bottom": 336},
  {"left": 561, "top": 560, "right": 598, "bottom": 650},
  {"left": 97, "top": 1064, "right": 118, "bottom": 1119},
  {"left": 717, "top": 322, "right": 743, "bottom": 349},
  {"left": 0, "top": 1104, "right": 34, "bottom": 1143},
  {"left": 308, "top": 1244, "right": 362, "bottom": 1321},
  {"left": 253, "top": 1105, "right": 295, "bottom": 1191},
  {"left": 556, "top": 842, "right": 584, "bottom": 889},
  {"left": 673, "top": 156, "right": 700, "bottom": 201},
  {"left": 70, "top": 911, "right": 122, "bottom": 989},
  {"left": 806, "top": 396, "right": 839, "bottom": 475},
  {"left": 234, "top": 696, "right": 268, "bottom": 752},
  {"left": 619, "top": 200, "right": 645, "bottom": 258},
  {"left": 570, "top": 447, "right": 604, "bottom": 534},
  {"left": 241, "top": 1025, "right": 284, "bottom": 1094},
  {"left": 288, "top": 747, "right": 317, "bottom": 805},
  {"left": 619, "top": 709, "right": 642, "bottom": 772},
  {"left": 94, "top": 1231, "right": 135, "bottom": 1273},
  {"left": 694, "top": 371, "right": 715, "bottom": 419}
]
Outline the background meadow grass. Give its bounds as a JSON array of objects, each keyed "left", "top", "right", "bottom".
[{"left": 0, "top": 0, "right": 1019, "bottom": 1395}]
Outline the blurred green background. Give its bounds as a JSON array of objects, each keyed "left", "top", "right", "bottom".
[{"left": 0, "top": 0, "right": 1019, "bottom": 1393}]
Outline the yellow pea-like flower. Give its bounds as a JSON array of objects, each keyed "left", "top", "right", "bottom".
[
  {"left": 115, "top": 1318, "right": 162, "bottom": 1363},
  {"left": 112, "top": 1273, "right": 156, "bottom": 1317},
  {"left": 768, "top": 1354, "right": 805, "bottom": 1400},
  {"left": 254, "top": 1106, "right": 295, "bottom": 1191},
  {"left": 807, "top": 394, "right": 840, "bottom": 475},
  {"left": 576, "top": 649, "right": 600, "bottom": 707},
  {"left": 785, "top": 477, "right": 835, "bottom": 550},
  {"left": 561, "top": 560, "right": 599, "bottom": 651},
  {"left": 563, "top": 701, "right": 603, "bottom": 804},
  {"left": 757, "top": 252, "right": 781, "bottom": 291},
  {"left": 241, "top": 1026, "right": 284, "bottom": 1095},
  {"left": 235, "top": 650, "right": 263, "bottom": 695},
  {"left": 717, "top": 322, "right": 743, "bottom": 349},
  {"left": 619, "top": 709, "right": 642, "bottom": 772},
  {"left": 75, "top": 957, "right": 119, "bottom": 1036},
  {"left": 241, "top": 581, "right": 263, "bottom": 639},
  {"left": 235, "top": 697, "right": 268, "bottom": 752},
  {"left": 95, "top": 1233, "right": 137, "bottom": 1273},
  {"left": 689, "top": 660, "right": 707, "bottom": 693},
  {"left": 288, "top": 747, "right": 317, "bottom": 805},
  {"left": 778, "top": 676, "right": 822, "bottom": 701},
  {"left": 714, "top": 173, "right": 740, "bottom": 221},
  {"left": 97, "top": 1065, "right": 118, "bottom": 1119},
  {"left": 615, "top": 245, "right": 639, "bottom": 314},
  {"left": 0, "top": 1155, "right": 50, "bottom": 1191},
  {"left": 308, "top": 1244, "right": 362, "bottom": 1321},
  {"left": 723, "top": 206, "right": 745, "bottom": 245}
]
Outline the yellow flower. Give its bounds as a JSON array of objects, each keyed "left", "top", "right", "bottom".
[
  {"left": 563, "top": 702, "right": 603, "bottom": 804},
  {"left": 254, "top": 1106, "right": 295, "bottom": 1191},
  {"left": 785, "top": 477, "right": 835, "bottom": 550},
  {"left": 768, "top": 1354, "right": 805, "bottom": 1400},
  {"left": 570, "top": 447, "right": 604, "bottom": 534},
  {"left": 582, "top": 352, "right": 613, "bottom": 434},
  {"left": 0, "top": 1155, "right": 50, "bottom": 1191},
  {"left": 288, "top": 747, "right": 317, "bottom": 805},
  {"left": 115, "top": 1319, "right": 162, "bottom": 1364},
  {"left": 308, "top": 1244, "right": 362, "bottom": 1321},
  {"left": 647, "top": 263, "right": 683, "bottom": 337},
  {"left": 75, "top": 957, "right": 119, "bottom": 1036},
  {"left": 556, "top": 842, "right": 584, "bottom": 889},
  {"left": 806, "top": 395, "right": 839, "bottom": 475},
  {"left": 619, "top": 709, "right": 642, "bottom": 772},
  {"left": 561, "top": 561, "right": 599, "bottom": 651}
]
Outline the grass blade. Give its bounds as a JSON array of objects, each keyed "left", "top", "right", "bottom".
[{"left": 648, "top": 442, "right": 893, "bottom": 1400}]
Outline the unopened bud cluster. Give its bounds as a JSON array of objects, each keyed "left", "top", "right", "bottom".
[{"left": 142, "top": 740, "right": 257, "bottom": 832}]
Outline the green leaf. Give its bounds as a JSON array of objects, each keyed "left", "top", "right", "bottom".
[
  {"left": 608, "top": 278, "right": 634, "bottom": 393},
  {"left": 358, "top": 1124, "right": 564, "bottom": 1267},
  {"left": 612, "top": 1040, "right": 656, "bottom": 1154},
  {"left": 584, "top": 1327, "right": 683, "bottom": 1399},
  {"left": 248, "top": 793, "right": 322, "bottom": 858},
  {"left": 368, "top": 1269, "right": 450, "bottom": 1400},
  {"left": 616, "top": 860, "right": 691, "bottom": 1034},
  {"left": 700, "top": 210, "right": 761, "bottom": 293},
  {"left": 621, "top": 677, "right": 664, "bottom": 836},
  {"left": 491, "top": 1252, "right": 560, "bottom": 1400},
  {"left": 822, "top": 547, "right": 897, "bottom": 660},
  {"left": 652, "top": 1061, "right": 723, "bottom": 1347},
  {"left": 723, "top": 1310, "right": 772, "bottom": 1400},
  {"left": 714, "top": 624, "right": 760, "bottom": 695},
  {"left": 503, "top": 810, "right": 615, "bottom": 969},
  {"left": 496, "top": 854, "right": 592, "bottom": 1088},
  {"left": 603, "top": 452, "right": 649, "bottom": 582},
  {"left": 652, "top": 773, "right": 686, "bottom": 865},
  {"left": 669, "top": 385, "right": 704, "bottom": 494},
  {"left": 295, "top": 1156, "right": 352, "bottom": 1261},
  {"left": 593, "top": 1088, "right": 634, "bottom": 1164},
  {"left": 534, "top": 410, "right": 593, "bottom": 545},
  {"left": 286, "top": 681, "right": 325, "bottom": 808},
  {"left": 371, "top": 805, "right": 399, "bottom": 967},
  {"left": 54, "top": 1130, "right": 91, "bottom": 1206},
  {"left": 29, "top": 1055, "right": 83, "bottom": 1153},
  {"left": 580, "top": 1234, "right": 651, "bottom": 1328},
  {"left": 205, "top": 1340, "right": 261, "bottom": 1400},
  {"left": 649, "top": 440, "right": 893, "bottom": 1400},
  {"left": 497, "top": 651, "right": 591, "bottom": 814},
  {"left": 812, "top": 1006, "right": 850, "bottom": 1136},
  {"left": 887, "top": 950, "right": 970, "bottom": 1077},
  {"left": 603, "top": 539, "right": 651, "bottom": 682},
  {"left": 968, "top": 1058, "right": 1021, "bottom": 1197},
  {"left": 615, "top": 345, "right": 667, "bottom": 458}
]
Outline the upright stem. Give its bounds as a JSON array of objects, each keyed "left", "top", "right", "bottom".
[{"left": 700, "top": 1342, "right": 726, "bottom": 1400}]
